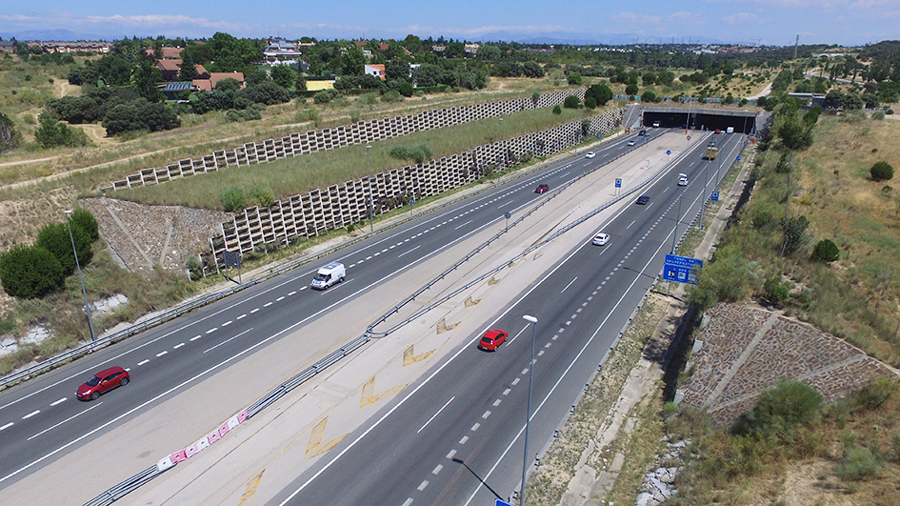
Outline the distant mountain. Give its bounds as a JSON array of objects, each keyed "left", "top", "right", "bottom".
[
  {"left": 0, "top": 28, "right": 112, "bottom": 42},
  {"left": 463, "top": 30, "right": 728, "bottom": 46}
]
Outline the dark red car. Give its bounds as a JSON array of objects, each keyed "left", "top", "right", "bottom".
[
  {"left": 76, "top": 366, "right": 130, "bottom": 401},
  {"left": 478, "top": 329, "right": 508, "bottom": 351},
  {"left": 534, "top": 184, "right": 549, "bottom": 194}
]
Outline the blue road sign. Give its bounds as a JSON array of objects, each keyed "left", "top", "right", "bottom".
[
  {"left": 736, "top": 155, "right": 741, "bottom": 161},
  {"left": 711, "top": 191, "right": 719, "bottom": 201},
  {"left": 663, "top": 254, "right": 703, "bottom": 284},
  {"left": 615, "top": 178, "right": 622, "bottom": 188},
  {"left": 666, "top": 150, "right": 671, "bottom": 155},
  {"left": 496, "top": 500, "right": 516, "bottom": 506}
]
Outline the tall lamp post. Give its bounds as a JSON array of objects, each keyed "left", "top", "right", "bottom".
[
  {"left": 366, "top": 145, "right": 373, "bottom": 233},
  {"left": 498, "top": 117, "right": 504, "bottom": 184},
  {"left": 65, "top": 210, "right": 96, "bottom": 342},
  {"left": 671, "top": 186, "right": 685, "bottom": 255},
  {"left": 520, "top": 314, "right": 538, "bottom": 506}
]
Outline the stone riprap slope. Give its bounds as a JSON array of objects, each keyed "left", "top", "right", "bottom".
[{"left": 679, "top": 304, "right": 898, "bottom": 426}]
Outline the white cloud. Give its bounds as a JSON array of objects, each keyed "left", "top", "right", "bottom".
[
  {"left": 722, "top": 12, "right": 758, "bottom": 24},
  {"left": 609, "top": 11, "right": 705, "bottom": 26}
]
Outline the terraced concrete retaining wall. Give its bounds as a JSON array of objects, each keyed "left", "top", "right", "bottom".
[
  {"left": 209, "top": 108, "right": 624, "bottom": 265},
  {"left": 109, "top": 90, "right": 586, "bottom": 191}
]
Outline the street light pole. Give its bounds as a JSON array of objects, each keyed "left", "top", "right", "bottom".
[
  {"left": 65, "top": 210, "right": 96, "bottom": 342},
  {"left": 699, "top": 157, "right": 710, "bottom": 229},
  {"left": 498, "top": 117, "right": 504, "bottom": 184},
  {"left": 521, "top": 314, "right": 538, "bottom": 506},
  {"left": 366, "top": 145, "right": 373, "bottom": 233},
  {"left": 671, "top": 187, "right": 684, "bottom": 254}
]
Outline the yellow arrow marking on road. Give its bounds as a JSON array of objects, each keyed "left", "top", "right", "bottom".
[
  {"left": 237, "top": 469, "right": 265, "bottom": 505},
  {"left": 436, "top": 318, "right": 459, "bottom": 334},
  {"left": 464, "top": 295, "right": 480, "bottom": 307},
  {"left": 488, "top": 276, "right": 499, "bottom": 286},
  {"left": 305, "top": 417, "right": 348, "bottom": 459},
  {"left": 403, "top": 345, "right": 434, "bottom": 366},
  {"left": 360, "top": 376, "right": 403, "bottom": 407}
]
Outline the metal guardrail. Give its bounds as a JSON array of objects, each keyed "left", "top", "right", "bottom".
[{"left": 82, "top": 466, "right": 160, "bottom": 506}]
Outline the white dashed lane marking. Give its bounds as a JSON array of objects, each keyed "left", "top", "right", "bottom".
[
  {"left": 402, "top": 499, "right": 413, "bottom": 506},
  {"left": 432, "top": 464, "right": 443, "bottom": 475},
  {"left": 50, "top": 398, "right": 66, "bottom": 407},
  {"left": 276, "top": 296, "right": 284, "bottom": 301},
  {"left": 417, "top": 480, "right": 428, "bottom": 491},
  {"left": 156, "top": 351, "right": 168, "bottom": 357},
  {"left": 263, "top": 302, "right": 273, "bottom": 307},
  {"left": 288, "top": 291, "right": 296, "bottom": 296},
  {"left": 250, "top": 308, "right": 259, "bottom": 313},
  {"left": 237, "top": 314, "right": 246, "bottom": 320},
  {"left": 222, "top": 320, "right": 232, "bottom": 327},
  {"left": 471, "top": 423, "right": 480, "bottom": 431},
  {"left": 0, "top": 422, "right": 14, "bottom": 431},
  {"left": 173, "top": 343, "right": 185, "bottom": 349},
  {"left": 446, "top": 449, "right": 457, "bottom": 459},
  {"left": 493, "top": 399, "right": 501, "bottom": 407},
  {"left": 22, "top": 410, "right": 39, "bottom": 420},
  {"left": 190, "top": 335, "right": 201, "bottom": 341},
  {"left": 137, "top": 359, "right": 150, "bottom": 366},
  {"left": 511, "top": 378, "right": 520, "bottom": 386},
  {"left": 206, "top": 328, "right": 217, "bottom": 334},
  {"left": 459, "top": 436, "right": 469, "bottom": 444},
  {"left": 503, "top": 388, "right": 511, "bottom": 395}
]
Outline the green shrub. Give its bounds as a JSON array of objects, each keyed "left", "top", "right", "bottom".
[
  {"left": 810, "top": 238, "right": 840, "bottom": 262},
  {"left": 381, "top": 90, "right": 403, "bottom": 103},
  {"left": 837, "top": 446, "right": 883, "bottom": 481},
  {"left": 388, "top": 143, "right": 432, "bottom": 163},
  {"left": 399, "top": 82, "right": 414, "bottom": 97},
  {"left": 0, "top": 244, "right": 65, "bottom": 298},
  {"left": 248, "top": 186, "right": 275, "bottom": 207},
  {"left": 870, "top": 161, "right": 894, "bottom": 181},
  {"left": 763, "top": 275, "right": 792, "bottom": 306},
  {"left": 746, "top": 379, "right": 823, "bottom": 436},
  {"left": 851, "top": 378, "right": 897, "bottom": 410},
  {"left": 563, "top": 95, "right": 581, "bottom": 109},
  {"left": 552, "top": 105, "right": 562, "bottom": 115},
  {"left": 185, "top": 255, "right": 203, "bottom": 281},
  {"left": 313, "top": 89, "right": 341, "bottom": 104},
  {"left": 221, "top": 186, "right": 247, "bottom": 212}
]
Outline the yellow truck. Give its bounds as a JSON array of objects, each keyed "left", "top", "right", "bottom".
[{"left": 706, "top": 146, "right": 718, "bottom": 160}]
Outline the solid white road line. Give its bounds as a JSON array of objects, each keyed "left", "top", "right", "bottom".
[
  {"left": 417, "top": 396, "right": 455, "bottom": 434},
  {"left": 203, "top": 328, "right": 254, "bottom": 354},
  {"left": 28, "top": 402, "right": 103, "bottom": 441}
]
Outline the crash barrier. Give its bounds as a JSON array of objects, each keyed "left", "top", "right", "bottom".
[{"left": 108, "top": 90, "right": 586, "bottom": 192}]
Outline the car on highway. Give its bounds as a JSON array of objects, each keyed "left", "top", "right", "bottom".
[
  {"left": 639, "top": 129, "right": 647, "bottom": 136},
  {"left": 714, "top": 129, "right": 721, "bottom": 134},
  {"left": 534, "top": 184, "right": 549, "bottom": 194},
  {"left": 708, "top": 140, "right": 716, "bottom": 147},
  {"left": 636, "top": 195, "right": 650, "bottom": 205},
  {"left": 652, "top": 121, "right": 660, "bottom": 128},
  {"left": 76, "top": 366, "right": 130, "bottom": 401},
  {"left": 585, "top": 151, "right": 595, "bottom": 159},
  {"left": 592, "top": 232, "right": 610, "bottom": 246},
  {"left": 477, "top": 329, "right": 508, "bottom": 351},
  {"left": 678, "top": 175, "right": 688, "bottom": 186},
  {"left": 627, "top": 139, "right": 637, "bottom": 146}
]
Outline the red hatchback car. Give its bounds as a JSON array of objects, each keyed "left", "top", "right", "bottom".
[
  {"left": 534, "top": 184, "right": 549, "bottom": 194},
  {"left": 478, "top": 329, "right": 508, "bottom": 351},
  {"left": 76, "top": 366, "right": 130, "bottom": 401}
]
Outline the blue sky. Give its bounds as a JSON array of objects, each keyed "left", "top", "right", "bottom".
[{"left": 1, "top": 1, "right": 897, "bottom": 46}]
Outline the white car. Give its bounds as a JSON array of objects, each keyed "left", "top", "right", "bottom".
[
  {"left": 627, "top": 139, "right": 637, "bottom": 146},
  {"left": 678, "top": 177, "right": 688, "bottom": 186},
  {"left": 592, "top": 233, "right": 610, "bottom": 246},
  {"left": 585, "top": 152, "right": 595, "bottom": 159},
  {"left": 652, "top": 121, "right": 661, "bottom": 128}
]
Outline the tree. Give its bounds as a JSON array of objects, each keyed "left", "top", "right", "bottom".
[
  {"left": 585, "top": 83, "right": 613, "bottom": 107},
  {"left": 36, "top": 221, "right": 92, "bottom": 276},
  {"left": 385, "top": 60, "right": 410, "bottom": 81},
  {"left": 296, "top": 72, "right": 307, "bottom": 92},
  {"left": 210, "top": 32, "right": 262, "bottom": 72},
  {"left": 870, "top": 161, "right": 894, "bottom": 181},
  {"left": 237, "top": 81, "right": 291, "bottom": 105},
  {"left": 399, "top": 81, "right": 414, "bottom": 97},
  {"left": 642, "top": 90, "right": 659, "bottom": 103},
  {"left": 215, "top": 77, "right": 242, "bottom": 93},
  {"left": 567, "top": 71, "right": 582, "bottom": 86},
  {"left": 811, "top": 239, "right": 840, "bottom": 262},
  {"left": 102, "top": 99, "right": 180, "bottom": 136},
  {"left": 179, "top": 50, "right": 199, "bottom": 81},
  {"left": 625, "top": 83, "right": 639, "bottom": 95},
  {"left": 270, "top": 65, "right": 297, "bottom": 90},
  {"left": 780, "top": 215, "right": 810, "bottom": 256},
  {"left": 523, "top": 61, "right": 544, "bottom": 78},
  {"left": 737, "top": 379, "right": 824, "bottom": 437},
  {"left": 132, "top": 60, "right": 165, "bottom": 103},
  {"left": 35, "top": 112, "right": 90, "bottom": 148},
  {"left": 563, "top": 95, "right": 581, "bottom": 109},
  {"left": 0, "top": 111, "right": 22, "bottom": 153},
  {"left": 824, "top": 90, "right": 846, "bottom": 110},
  {"left": 0, "top": 244, "right": 65, "bottom": 299},
  {"left": 341, "top": 45, "right": 366, "bottom": 76}
]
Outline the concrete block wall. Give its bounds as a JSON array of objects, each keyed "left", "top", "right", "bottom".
[
  {"left": 209, "top": 108, "right": 623, "bottom": 265},
  {"left": 110, "top": 89, "right": 587, "bottom": 191}
]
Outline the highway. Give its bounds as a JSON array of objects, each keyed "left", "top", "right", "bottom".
[
  {"left": 270, "top": 131, "right": 748, "bottom": 505},
  {"left": 0, "top": 126, "right": 680, "bottom": 494}
]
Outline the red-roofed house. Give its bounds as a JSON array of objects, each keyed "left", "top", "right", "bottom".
[
  {"left": 364, "top": 64, "right": 386, "bottom": 80},
  {"left": 144, "top": 47, "right": 183, "bottom": 60},
  {"left": 155, "top": 60, "right": 209, "bottom": 81},
  {"left": 193, "top": 72, "right": 245, "bottom": 92}
]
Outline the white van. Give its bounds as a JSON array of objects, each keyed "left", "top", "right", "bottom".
[
  {"left": 726, "top": 126, "right": 734, "bottom": 134},
  {"left": 310, "top": 262, "right": 346, "bottom": 290}
]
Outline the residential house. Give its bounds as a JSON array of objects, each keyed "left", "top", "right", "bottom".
[
  {"left": 364, "top": 64, "right": 386, "bottom": 80},
  {"left": 155, "top": 59, "right": 209, "bottom": 81},
  {"left": 144, "top": 47, "right": 183, "bottom": 60},
  {"left": 193, "top": 72, "right": 245, "bottom": 92},
  {"left": 40, "top": 41, "right": 112, "bottom": 53},
  {"left": 264, "top": 37, "right": 302, "bottom": 65},
  {"left": 0, "top": 40, "right": 16, "bottom": 54},
  {"left": 464, "top": 43, "right": 479, "bottom": 55}
]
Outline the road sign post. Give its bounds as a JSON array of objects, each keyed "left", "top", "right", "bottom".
[{"left": 663, "top": 254, "right": 703, "bottom": 284}]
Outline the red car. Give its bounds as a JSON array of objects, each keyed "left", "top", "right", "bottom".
[
  {"left": 478, "top": 329, "right": 508, "bottom": 351},
  {"left": 76, "top": 366, "right": 130, "bottom": 400},
  {"left": 534, "top": 184, "right": 549, "bottom": 194}
]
